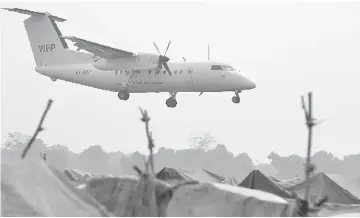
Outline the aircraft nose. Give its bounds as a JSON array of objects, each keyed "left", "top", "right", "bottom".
[{"left": 247, "top": 79, "right": 256, "bottom": 89}]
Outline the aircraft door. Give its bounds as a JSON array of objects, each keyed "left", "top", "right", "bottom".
[
  {"left": 186, "top": 68, "right": 193, "bottom": 84},
  {"left": 114, "top": 70, "right": 125, "bottom": 88},
  {"left": 220, "top": 71, "right": 226, "bottom": 81}
]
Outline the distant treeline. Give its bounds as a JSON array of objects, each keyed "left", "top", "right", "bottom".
[{"left": 2, "top": 132, "right": 359, "bottom": 181}]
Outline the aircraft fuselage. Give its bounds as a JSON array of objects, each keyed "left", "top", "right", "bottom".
[{"left": 35, "top": 61, "right": 255, "bottom": 93}]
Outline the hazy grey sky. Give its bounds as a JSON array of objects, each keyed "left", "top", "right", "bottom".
[{"left": 1, "top": 1, "right": 360, "bottom": 163}]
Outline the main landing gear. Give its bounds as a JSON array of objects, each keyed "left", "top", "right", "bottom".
[
  {"left": 166, "top": 92, "right": 177, "bottom": 108},
  {"left": 232, "top": 91, "right": 241, "bottom": 104},
  {"left": 118, "top": 91, "right": 130, "bottom": 100}
]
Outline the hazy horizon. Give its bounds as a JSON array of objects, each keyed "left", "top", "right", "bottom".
[{"left": 1, "top": 1, "right": 360, "bottom": 163}]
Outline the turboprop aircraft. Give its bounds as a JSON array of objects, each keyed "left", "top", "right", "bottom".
[{"left": 3, "top": 8, "right": 256, "bottom": 108}]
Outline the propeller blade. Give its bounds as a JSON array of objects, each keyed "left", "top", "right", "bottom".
[
  {"left": 155, "top": 62, "right": 162, "bottom": 75},
  {"left": 163, "top": 62, "right": 172, "bottom": 75},
  {"left": 164, "top": 40, "right": 171, "bottom": 56},
  {"left": 153, "top": 42, "right": 161, "bottom": 55},
  {"left": 182, "top": 57, "right": 187, "bottom": 61}
]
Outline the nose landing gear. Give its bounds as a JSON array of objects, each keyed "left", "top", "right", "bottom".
[
  {"left": 118, "top": 91, "right": 130, "bottom": 100},
  {"left": 166, "top": 92, "right": 177, "bottom": 108},
  {"left": 232, "top": 90, "right": 241, "bottom": 104}
]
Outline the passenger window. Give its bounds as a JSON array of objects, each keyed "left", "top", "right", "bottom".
[{"left": 211, "top": 65, "right": 223, "bottom": 70}]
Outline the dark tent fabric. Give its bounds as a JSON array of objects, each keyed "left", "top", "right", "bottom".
[
  {"left": 289, "top": 173, "right": 360, "bottom": 205},
  {"left": 156, "top": 167, "right": 194, "bottom": 181},
  {"left": 238, "top": 170, "right": 293, "bottom": 199},
  {"left": 156, "top": 167, "right": 224, "bottom": 183}
]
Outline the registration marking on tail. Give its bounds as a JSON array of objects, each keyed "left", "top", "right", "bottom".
[{"left": 39, "top": 44, "right": 55, "bottom": 52}]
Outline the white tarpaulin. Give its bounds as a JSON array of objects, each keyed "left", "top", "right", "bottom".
[{"left": 167, "top": 182, "right": 297, "bottom": 216}]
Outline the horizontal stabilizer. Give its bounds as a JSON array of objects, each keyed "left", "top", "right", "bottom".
[{"left": 2, "top": 8, "right": 66, "bottom": 22}]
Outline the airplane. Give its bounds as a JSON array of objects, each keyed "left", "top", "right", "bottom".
[{"left": 2, "top": 8, "right": 256, "bottom": 108}]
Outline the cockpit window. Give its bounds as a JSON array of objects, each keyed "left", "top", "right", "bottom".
[
  {"left": 222, "top": 65, "right": 235, "bottom": 71},
  {"left": 211, "top": 65, "right": 223, "bottom": 70}
]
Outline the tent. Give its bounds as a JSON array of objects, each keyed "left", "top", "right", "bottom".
[
  {"left": 1, "top": 161, "right": 104, "bottom": 216},
  {"left": 156, "top": 167, "right": 223, "bottom": 183},
  {"left": 276, "top": 176, "right": 302, "bottom": 189},
  {"left": 270, "top": 176, "right": 282, "bottom": 182},
  {"left": 156, "top": 167, "right": 193, "bottom": 181},
  {"left": 220, "top": 177, "right": 240, "bottom": 186},
  {"left": 327, "top": 174, "right": 360, "bottom": 201},
  {"left": 238, "top": 170, "right": 293, "bottom": 199},
  {"left": 289, "top": 173, "right": 360, "bottom": 205},
  {"left": 180, "top": 168, "right": 224, "bottom": 183},
  {"left": 156, "top": 167, "right": 239, "bottom": 185}
]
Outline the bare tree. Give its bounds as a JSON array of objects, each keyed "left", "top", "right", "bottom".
[{"left": 188, "top": 132, "right": 216, "bottom": 151}]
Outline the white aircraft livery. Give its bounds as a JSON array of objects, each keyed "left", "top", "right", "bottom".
[{"left": 3, "top": 8, "right": 256, "bottom": 108}]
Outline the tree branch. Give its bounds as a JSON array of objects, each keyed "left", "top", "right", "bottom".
[
  {"left": 139, "top": 107, "right": 155, "bottom": 175},
  {"left": 21, "top": 99, "right": 53, "bottom": 159}
]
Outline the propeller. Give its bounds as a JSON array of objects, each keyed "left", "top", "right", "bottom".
[{"left": 153, "top": 41, "right": 172, "bottom": 75}]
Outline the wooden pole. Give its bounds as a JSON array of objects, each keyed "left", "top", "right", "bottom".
[{"left": 304, "top": 92, "right": 313, "bottom": 202}]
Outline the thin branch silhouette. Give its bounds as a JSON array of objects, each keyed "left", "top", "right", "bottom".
[
  {"left": 21, "top": 99, "right": 53, "bottom": 159},
  {"left": 139, "top": 107, "right": 155, "bottom": 175}
]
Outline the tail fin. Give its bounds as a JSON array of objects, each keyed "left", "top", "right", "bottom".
[{"left": 2, "top": 8, "right": 77, "bottom": 67}]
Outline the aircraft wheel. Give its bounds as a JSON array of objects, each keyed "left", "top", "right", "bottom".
[
  {"left": 232, "top": 95, "right": 240, "bottom": 104},
  {"left": 118, "top": 92, "right": 130, "bottom": 100},
  {"left": 166, "top": 98, "right": 177, "bottom": 108}
]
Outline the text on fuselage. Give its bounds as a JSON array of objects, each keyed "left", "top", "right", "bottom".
[{"left": 76, "top": 69, "right": 91, "bottom": 75}]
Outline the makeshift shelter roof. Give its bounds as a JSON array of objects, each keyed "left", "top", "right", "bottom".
[
  {"left": 270, "top": 176, "right": 282, "bottom": 182},
  {"left": 289, "top": 173, "right": 360, "bottom": 205},
  {"left": 276, "top": 176, "right": 303, "bottom": 189},
  {"left": 326, "top": 174, "right": 360, "bottom": 201},
  {"left": 156, "top": 167, "right": 193, "bottom": 181},
  {"left": 156, "top": 167, "right": 241, "bottom": 186},
  {"left": 220, "top": 177, "right": 240, "bottom": 186},
  {"left": 238, "top": 170, "right": 293, "bottom": 199}
]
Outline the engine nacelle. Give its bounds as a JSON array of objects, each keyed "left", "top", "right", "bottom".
[
  {"left": 92, "top": 53, "right": 160, "bottom": 71},
  {"left": 92, "top": 58, "right": 117, "bottom": 71}
]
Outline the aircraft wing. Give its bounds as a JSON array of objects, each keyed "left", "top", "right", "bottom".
[{"left": 62, "top": 36, "right": 135, "bottom": 59}]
